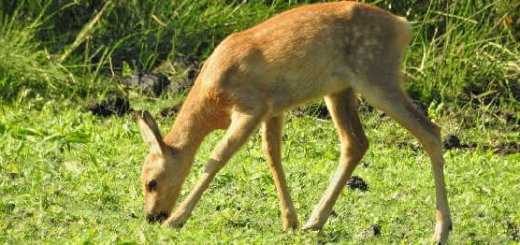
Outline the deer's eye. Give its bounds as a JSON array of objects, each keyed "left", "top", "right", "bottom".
[{"left": 147, "top": 180, "right": 158, "bottom": 191}]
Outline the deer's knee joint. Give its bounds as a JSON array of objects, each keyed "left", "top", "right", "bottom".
[
  {"left": 431, "top": 123, "right": 442, "bottom": 138},
  {"left": 423, "top": 132, "right": 443, "bottom": 156},
  {"left": 359, "top": 137, "right": 369, "bottom": 155},
  {"left": 343, "top": 140, "right": 368, "bottom": 163}
]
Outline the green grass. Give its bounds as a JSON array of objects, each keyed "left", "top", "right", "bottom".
[
  {"left": 1, "top": 0, "right": 518, "bottom": 105},
  {"left": 1, "top": 0, "right": 519, "bottom": 243},
  {"left": 1, "top": 101, "right": 518, "bottom": 243}
]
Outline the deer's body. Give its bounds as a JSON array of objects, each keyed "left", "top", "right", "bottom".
[
  {"left": 188, "top": 2, "right": 407, "bottom": 117},
  {"left": 135, "top": 1, "right": 452, "bottom": 243}
]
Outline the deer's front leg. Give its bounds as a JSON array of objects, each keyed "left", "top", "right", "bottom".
[
  {"left": 262, "top": 115, "right": 298, "bottom": 230},
  {"left": 303, "top": 89, "right": 368, "bottom": 230},
  {"left": 163, "top": 110, "right": 263, "bottom": 228}
]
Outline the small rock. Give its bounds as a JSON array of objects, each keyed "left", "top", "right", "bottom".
[
  {"left": 443, "top": 135, "right": 461, "bottom": 149},
  {"left": 86, "top": 96, "right": 132, "bottom": 117},
  {"left": 123, "top": 71, "right": 171, "bottom": 97},
  {"left": 347, "top": 176, "right": 368, "bottom": 192}
]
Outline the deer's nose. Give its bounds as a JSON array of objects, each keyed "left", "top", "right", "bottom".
[{"left": 146, "top": 212, "right": 168, "bottom": 223}]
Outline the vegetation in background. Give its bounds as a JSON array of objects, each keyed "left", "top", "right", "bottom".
[
  {"left": 1, "top": 0, "right": 519, "bottom": 243},
  {"left": 0, "top": 0, "right": 518, "bottom": 105}
]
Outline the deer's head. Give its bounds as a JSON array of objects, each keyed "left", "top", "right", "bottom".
[{"left": 133, "top": 110, "right": 186, "bottom": 224}]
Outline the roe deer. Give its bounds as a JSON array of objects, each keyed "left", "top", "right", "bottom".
[{"left": 134, "top": 1, "right": 452, "bottom": 243}]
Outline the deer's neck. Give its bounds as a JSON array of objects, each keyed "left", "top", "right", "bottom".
[{"left": 163, "top": 83, "right": 222, "bottom": 164}]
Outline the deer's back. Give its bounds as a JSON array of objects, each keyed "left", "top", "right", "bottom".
[{"left": 198, "top": 1, "right": 410, "bottom": 113}]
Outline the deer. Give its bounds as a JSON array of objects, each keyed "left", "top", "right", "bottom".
[{"left": 133, "top": 1, "right": 452, "bottom": 243}]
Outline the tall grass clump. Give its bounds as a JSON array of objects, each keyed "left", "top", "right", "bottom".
[
  {"left": 1, "top": 0, "right": 308, "bottom": 102},
  {"left": 386, "top": 0, "right": 519, "bottom": 106},
  {"left": 0, "top": 12, "right": 73, "bottom": 102},
  {"left": 4, "top": 1, "right": 302, "bottom": 75},
  {"left": 1, "top": 0, "right": 518, "bottom": 106}
]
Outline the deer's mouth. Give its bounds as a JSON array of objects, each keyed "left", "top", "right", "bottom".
[{"left": 146, "top": 212, "right": 168, "bottom": 223}]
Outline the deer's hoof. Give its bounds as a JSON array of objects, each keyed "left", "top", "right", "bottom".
[{"left": 433, "top": 221, "right": 452, "bottom": 244}]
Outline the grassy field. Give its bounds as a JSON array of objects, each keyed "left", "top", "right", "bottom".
[{"left": 1, "top": 0, "right": 519, "bottom": 244}]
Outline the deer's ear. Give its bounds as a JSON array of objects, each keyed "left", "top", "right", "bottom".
[{"left": 133, "top": 110, "right": 165, "bottom": 154}]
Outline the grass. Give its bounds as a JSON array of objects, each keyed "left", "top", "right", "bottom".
[
  {"left": 1, "top": 0, "right": 518, "bottom": 104},
  {"left": 1, "top": 0, "right": 519, "bottom": 244},
  {"left": 1, "top": 100, "right": 518, "bottom": 243}
]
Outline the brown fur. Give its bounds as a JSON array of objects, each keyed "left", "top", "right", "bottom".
[{"left": 134, "top": 1, "right": 452, "bottom": 243}]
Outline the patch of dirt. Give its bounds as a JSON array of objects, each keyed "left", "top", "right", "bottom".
[
  {"left": 359, "top": 224, "right": 381, "bottom": 240},
  {"left": 443, "top": 134, "right": 519, "bottom": 155},
  {"left": 443, "top": 135, "right": 462, "bottom": 149},
  {"left": 160, "top": 103, "right": 183, "bottom": 118},
  {"left": 122, "top": 71, "right": 171, "bottom": 97},
  {"left": 443, "top": 135, "right": 478, "bottom": 150},
  {"left": 86, "top": 96, "right": 132, "bottom": 117},
  {"left": 347, "top": 176, "right": 368, "bottom": 192},
  {"left": 493, "top": 142, "right": 520, "bottom": 155}
]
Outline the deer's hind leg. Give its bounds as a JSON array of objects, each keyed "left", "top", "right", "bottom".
[
  {"left": 303, "top": 87, "right": 369, "bottom": 230},
  {"left": 262, "top": 115, "right": 299, "bottom": 230},
  {"left": 354, "top": 76, "right": 452, "bottom": 243}
]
